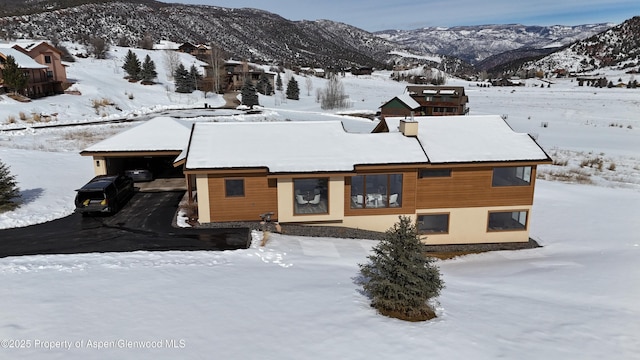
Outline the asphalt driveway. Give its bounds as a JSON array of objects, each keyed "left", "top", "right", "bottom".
[{"left": 0, "top": 191, "right": 251, "bottom": 258}]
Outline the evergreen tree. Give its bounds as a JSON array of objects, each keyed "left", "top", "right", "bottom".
[
  {"left": 357, "top": 216, "right": 444, "bottom": 321},
  {"left": 286, "top": 76, "right": 299, "bottom": 100},
  {"left": 122, "top": 50, "right": 141, "bottom": 81},
  {"left": 2, "top": 55, "right": 29, "bottom": 95},
  {"left": 174, "top": 63, "right": 191, "bottom": 93},
  {"left": 140, "top": 54, "right": 157, "bottom": 84},
  {"left": 189, "top": 64, "right": 202, "bottom": 91},
  {"left": 275, "top": 72, "right": 283, "bottom": 91},
  {"left": 0, "top": 160, "right": 21, "bottom": 212},
  {"left": 256, "top": 73, "right": 273, "bottom": 95},
  {"left": 240, "top": 77, "right": 259, "bottom": 107}
]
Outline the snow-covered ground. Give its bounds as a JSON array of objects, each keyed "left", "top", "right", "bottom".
[{"left": 0, "top": 46, "right": 639, "bottom": 359}]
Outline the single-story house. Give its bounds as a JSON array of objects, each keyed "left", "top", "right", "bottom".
[
  {"left": 81, "top": 115, "right": 551, "bottom": 245},
  {"left": 171, "top": 115, "right": 551, "bottom": 245}
]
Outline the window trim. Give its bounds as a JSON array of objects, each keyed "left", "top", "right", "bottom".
[
  {"left": 350, "top": 173, "right": 403, "bottom": 209},
  {"left": 293, "top": 177, "right": 329, "bottom": 215},
  {"left": 224, "top": 178, "right": 245, "bottom": 198},
  {"left": 487, "top": 210, "right": 529, "bottom": 232},
  {"left": 417, "top": 213, "right": 450, "bottom": 234}
]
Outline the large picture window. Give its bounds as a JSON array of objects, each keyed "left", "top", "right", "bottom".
[
  {"left": 294, "top": 178, "right": 328, "bottom": 215},
  {"left": 492, "top": 166, "right": 532, "bottom": 186},
  {"left": 225, "top": 179, "right": 244, "bottom": 197},
  {"left": 417, "top": 214, "right": 449, "bottom": 234},
  {"left": 488, "top": 211, "right": 528, "bottom": 231},
  {"left": 350, "top": 174, "right": 402, "bottom": 209}
]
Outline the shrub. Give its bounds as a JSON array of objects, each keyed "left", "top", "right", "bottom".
[
  {"left": 0, "top": 160, "right": 21, "bottom": 212},
  {"left": 6, "top": 115, "right": 16, "bottom": 124},
  {"left": 357, "top": 216, "right": 444, "bottom": 321},
  {"left": 18, "top": 111, "right": 26, "bottom": 120}
]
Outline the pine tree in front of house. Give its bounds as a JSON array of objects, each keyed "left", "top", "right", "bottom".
[
  {"left": 257, "top": 73, "right": 273, "bottom": 95},
  {"left": 2, "top": 55, "right": 29, "bottom": 95},
  {"left": 174, "top": 63, "right": 192, "bottom": 93},
  {"left": 0, "top": 160, "right": 21, "bottom": 212},
  {"left": 286, "top": 76, "right": 299, "bottom": 100},
  {"left": 275, "top": 72, "right": 283, "bottom": 91},
  {"left": 357, "top": 216, "right": 444, "bottom": 321},
  {"left": 240, "top": 77, "right": 259, "bottom": 107},
  {"left": 140, "top": 54, "right": 157, "bottom": 84},
  {"left": 122, "top": 50, "right": 141, "bottom": 81}
]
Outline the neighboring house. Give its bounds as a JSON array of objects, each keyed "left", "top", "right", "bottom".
[
  {"left": 380, "top": 85, "right": 469, "bottom": 118},
  {"left": 0, "top": 41, "right": 68, "bottom": 97},
  {"left": 221, "top": 60, "right": 275, "bottom": 91},
  {"left": 167, "top": 115, "right": 551, "bottom": 245},
  {"left": 351, "top": 66, "right": 373, "bottom": 75}
]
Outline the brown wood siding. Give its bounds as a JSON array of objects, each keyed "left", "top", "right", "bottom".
[
  {"left": 208, "top": 174, "right": 278, "bottom": 222},
  {"left": 344, "top": 170, "right": 417, "bottom": 216},
  {"left": 416, "top": 166, "right": 537, "bottom": 209}
]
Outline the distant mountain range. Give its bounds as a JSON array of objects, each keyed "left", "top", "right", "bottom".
[
  {"left": 375, "top": 24, "right": 614, "bottom": 65},
  {"left": 0, "top": 0, "right": 637, "bottom": 76}
]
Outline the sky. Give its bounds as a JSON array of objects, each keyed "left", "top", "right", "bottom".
[{"left": 166, "top": 0, "right": 640, "bottom": 31}]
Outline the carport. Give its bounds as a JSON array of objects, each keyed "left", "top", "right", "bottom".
[{"left": 80, "top": 117, "right": 192, "bottom": 189}]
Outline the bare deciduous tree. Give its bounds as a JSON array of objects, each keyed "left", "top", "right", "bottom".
[
  {"left": 88, "top": 37, "right": 109, "bottom": 59},
  {"left": 320, "top": 74, "right": 351, "bottom": 110},
  {"left": 305, "top": 77, "right": 313, "bottom": 96},
  {"left": 164, "top": 50, "right": 181, "bottom": 81}
]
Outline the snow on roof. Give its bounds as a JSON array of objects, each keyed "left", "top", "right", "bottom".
[
  {"left": 395, "top": 94, "right": 420, "bottom": 109},
  {"left": 82, "top": 117, "right": 191, "bottom": 153},
  {"left": 0, "top": 47, "right": 48, "bottom": 69},
  {"left": 184, "top": 121, "right": 427, "bottom": 172},
  {"left": 439, "top": 89, "right": 456, "bottom": 95},
  {"left": 399, "top": 115, "right": 549, "bottom": 163},
  {"left": 382, "top": 115, "right": 549, "bottom": 163}
]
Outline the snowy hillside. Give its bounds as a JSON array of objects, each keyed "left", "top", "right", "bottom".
[
  {"left": 525, "top": 16, "right": 640, "bottom": 72},
  {"left": 0, "top": 44, "right": 639, "bottom": 359},
  {"left": 375, "top": 23, "right": 614, "bottom": 64}
]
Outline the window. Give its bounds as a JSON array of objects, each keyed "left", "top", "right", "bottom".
[
  {"left": 225, "top": 179, "right": 244, "bottom": 197},
  {"left": 417, "top": 214, "right": 449, "bottom": 234},
  {"left": 44, "top": 55, "right": 52, "bottom": 64},
  {"left": 492, "top": 166, "right": 532, "bottom": 186},
  {"left": 350, "top": 174, "right": 402, "bottom": 209},
  {"left": 294, "top": 178, "right": 328, "bottom": 215},
  {"left": 488, "top": 211, "right": 528, "bottom": 231},
  {"left": 46, "top": 70, "right": 53, "bottom": 78},
  {"left": 419, "top": 169, "right": 451, "bottom": 178}
]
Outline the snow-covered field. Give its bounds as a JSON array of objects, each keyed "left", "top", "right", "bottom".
[{"left": 0, "top": 46, "right": 639, "bottom": 359}]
